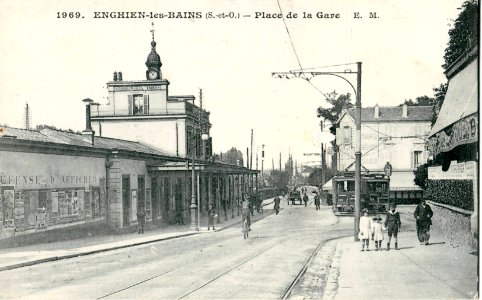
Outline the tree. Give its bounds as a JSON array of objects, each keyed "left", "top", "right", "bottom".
[
  {"left": 220, "top": 147, "right": 244, "bottom": 166},
  {"left": 317, "top": 91, "right": 353, "bottom": 174},
  {"left": 443, "top": 0, "right": 479, "bottom": 71},
  {"left": 316, "top": 91, "right": 353, "bottom": 135},
  {"left": 266, "top": 170, "right": 290, "bottom": 191},
  {"left": 431, "top": 83, "right": 448, "bottom": 126},
  {"left": 402, "top": 95, "right": 436, "bottom": 107}
]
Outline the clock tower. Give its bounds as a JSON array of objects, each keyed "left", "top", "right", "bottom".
[{"left": 146, "top": 24, "right": 162, "bottom": 80}]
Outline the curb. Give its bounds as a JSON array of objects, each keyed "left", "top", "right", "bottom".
[
  {"left": 0, "top": 232, "right": 200, "bottom": 272},
  {"left": 0, "top": 207, "right": 276, "bottom": 272}
]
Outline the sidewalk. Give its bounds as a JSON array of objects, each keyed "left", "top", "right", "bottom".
[
  {"left": 0, "top": 199, "right": 275, "bottom": 272},
  {"left": 323, "top": 230, "right": 479, "bottom": 299}
]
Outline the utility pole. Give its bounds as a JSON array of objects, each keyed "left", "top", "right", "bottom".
[
  {"left": 279, "top": 152, "right": 282, "bottom": 171},
  {"left": 354, "top": 62, "right": 362, "bottom": 241},
  {"left": 246, "top": 148, "right": 249, "bottom": 168},
  {"left": 261, "top": 144, "right": 265, "bottom": 185},
  {"left": 250, "top": 129, "right": 254, "bottom": 169}
]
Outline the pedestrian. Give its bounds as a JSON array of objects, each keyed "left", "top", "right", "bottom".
[
  {"left": 414, "top": 199, "right": 433, "bottom": 245},
  {"left": 242, "top": 197, "right": 251, "bottom": 231},
  {"left": 384, "top": 202, "right": 401, "bottom": 250},
  {"left": 208, "top": 204, "right": 216, "bottom": 230},
  {"left": 303, "top": 193, "right": 308, "bottom": 207},
  {"left": 136, "top": 205, "right": 146, "bottom": 234},
  {"left": 314, "top": 194, "right": 320, "bottom": 210},
  {"left": 274, "top": 195, "right": 280, "bottom": 215},
  {"left": 358, "top": 208, "right": 372, "bottom": 251},
  {"left": 371, "top": 216, "right": 384, "bottom": 251}
]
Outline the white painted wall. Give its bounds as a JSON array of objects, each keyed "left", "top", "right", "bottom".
[{"left": 338, "top": 116, "right": 431, "bottom": 172}]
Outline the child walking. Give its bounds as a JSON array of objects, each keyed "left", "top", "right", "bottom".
[
  {"left": 358, "top": 208, "right": 372, "bottom": 251},
  {"left": 371, "top": 217, "right": 384, "bottom": 251},
  {"left": 385, "top": 202, "right": 401, "bottom": 250}
]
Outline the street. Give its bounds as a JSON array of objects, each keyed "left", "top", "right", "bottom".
[{"left": 1, "top": 192, "right": 352, "bottom": 300}]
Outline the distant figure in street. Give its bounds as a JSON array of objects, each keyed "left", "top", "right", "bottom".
[
  {"left": 385, "top": 203, "right": 401, "bottom": 250},
  {"left": 314, "top": 194, "right": 320, "bottom": 210},
  {"left": 208, "top": 204, "right": 216, "bottom": 230},
  {"left": 371, "top": 216, "right": 385, "bottom": 251},
  {"left": 242, "top": 197, "right": 251, "bottom": 230},
  {"left": 359, "top": 208, "right": 372, "bottom": 251},
  {"left": 274, "top": 195, "right": 281, "bottom": 215},
  {"left": 303, "top": 193, "right": 308, "bottom": 207},
  {"left": 414, "top": 199, "right": 433, "bottom": 245},
  {"left": 136, "top": 206, "right": 146, "bottom": 234}
]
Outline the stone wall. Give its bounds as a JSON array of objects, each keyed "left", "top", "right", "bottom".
[{"left": 430, "top": 204, "right": 474, "bottom": 248}]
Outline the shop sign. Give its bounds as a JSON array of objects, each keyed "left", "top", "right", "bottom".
[
  {"left": 0, "top": 175, "right": 98, "bottom": 187},
  {"left": 428, "top": 161, "right": 476, "bottom": 180},
  {"left": 429, "top": 114, "right": 478, "bottom": 157}
]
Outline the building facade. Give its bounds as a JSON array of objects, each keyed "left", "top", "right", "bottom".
[
  {"left": 91, "top": 35, "right": 211, "bottom": 159},
  {"left": 336, "top": 104, "right": 432, "bottom": 202},
  {"left": 0, "top": 32, "right": 257, "bottom": 241}
]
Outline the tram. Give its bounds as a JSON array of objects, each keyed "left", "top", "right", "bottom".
[{"left": 331, "top": 172, "right": 390, "bottom": 216}]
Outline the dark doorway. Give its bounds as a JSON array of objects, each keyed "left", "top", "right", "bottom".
[{"left": 122, "top": 175, "right": 130, "bottom": 226}]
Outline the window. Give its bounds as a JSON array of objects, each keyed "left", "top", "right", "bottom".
[
  {"left": 413, "top": 151, "right": 422, "bottom": 168},
  {"left": 128, "top": 94, "right": 149, "bottom": 115},
  {"left": 343, "top": 126, "right": 352, "bottom": 145}
]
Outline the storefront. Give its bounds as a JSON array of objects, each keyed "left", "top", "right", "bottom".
[{"left": 428, "top": 46, "right": 478, "bottom": 246}]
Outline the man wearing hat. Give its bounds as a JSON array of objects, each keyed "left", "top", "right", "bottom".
[
  {"left": 384, "top": 202, "right": 401, "bottom": 250},
  {"left": 414, "top": 199, "right": 433, "bottom": 245}
]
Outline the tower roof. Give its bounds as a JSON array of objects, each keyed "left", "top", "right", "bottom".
[{"left": 146, "top": 24, "right": 162, "bottom": 68}]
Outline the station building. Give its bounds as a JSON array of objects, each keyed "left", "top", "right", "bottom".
[{"left": 0, "top": 32, "right": 257, "bottom": 240}]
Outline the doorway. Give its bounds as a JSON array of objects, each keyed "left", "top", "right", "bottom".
[{"left": 122, "top": 175, "right": 130, "bottom": 226}]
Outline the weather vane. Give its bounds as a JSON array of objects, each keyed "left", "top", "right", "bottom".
[{"left": 150, "top": 22, "right": 155, "bottom": 41}]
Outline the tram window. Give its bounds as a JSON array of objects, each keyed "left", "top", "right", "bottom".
[{"left": 347, "top": 181, "right": 355, "bottom": 191}]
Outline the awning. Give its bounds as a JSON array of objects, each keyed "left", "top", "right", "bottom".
[
  {"left": 428, "top": 58, "right": 478, "bottom": 157},
  {"left": 389, "top": 171, "right": 421, "bottom": 191},
  {"left": 322, "top": 178, "right": 332, "bottom": 191}
]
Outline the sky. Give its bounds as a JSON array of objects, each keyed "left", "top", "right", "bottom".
[{"left": 0, "top": 0, "right": 466, "bottom": 170}]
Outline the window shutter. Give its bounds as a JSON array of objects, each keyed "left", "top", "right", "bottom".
[
  {"left": 143, "top": 95, "right": 149, "bottom": 115},
  {"left": 349, "top": 127, "right": 352, "bottom": 145},
  {"left": 128, "top": 95, "right": 133, "bottom": 115},
  {"left": 410, "top": 151, "right": 414, "bottom": 169}
]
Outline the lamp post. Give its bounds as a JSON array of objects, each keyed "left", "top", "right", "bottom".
[
  {"left": 190, "top": 133, "right": 209, "bottom": 231},
  {"left": 272, "top": 62, "right": 362, "bottom": 241}
]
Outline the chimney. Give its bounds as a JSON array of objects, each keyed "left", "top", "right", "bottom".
[
  {"left": 82, "top": 98, "right": 95, "bottom": 145},
  {"left": 374, "top": 104, "right": 380, "bottom": 118},
  {"left": 113, "top": 72, "right": 118, "bottom": 81},
  {"left": 118, "top": 71, "right": 123, "bottom": 81},
  {"left": 402, "top": 104, "right": 408, "bottom": 118}
]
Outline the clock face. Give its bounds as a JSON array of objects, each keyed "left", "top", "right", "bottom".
[{"left": 148, "top": 70, "right": 158, "bottom": 79}]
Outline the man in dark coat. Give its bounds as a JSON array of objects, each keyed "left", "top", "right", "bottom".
[
  {"left": 414, "top": 199, "right": 433, "bottom": 245},
  {"left": 385, "top": 202, "right": 401, "bottom": 250},
  {"left": 314, "top": 194, "right": 320, "bottom": 210},
  {"left": 303, "top": 193, "right": 309, "bottom": 207},
  {"left": 136, "top": 206, "right": 146, "bottom": 234}
]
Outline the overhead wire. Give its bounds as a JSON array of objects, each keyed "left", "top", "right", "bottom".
[{"left": 276, "top": 0, "right": 329, "bottom": 99}]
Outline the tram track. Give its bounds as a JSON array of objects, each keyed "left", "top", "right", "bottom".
[
  {"left": 280, "top": 233, "right": 351, "bottom": 299},
  {"left": 95, "top": 231, "right": 286, "bottom": 300}
]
